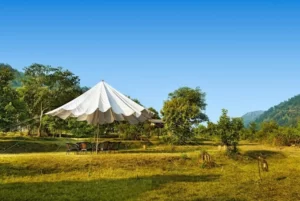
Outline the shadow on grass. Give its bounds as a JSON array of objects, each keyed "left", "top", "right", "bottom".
[
  {"left": 0, "top": 174, "right": 221, "bottom": 201},
  {"left": 0, "top": 141, "right": 64, "bottom": 154},
  {"left": 0, "top": 136, "right": 65, "bottom": 141},
  {"left": 239, "top": 143, "right": 260, "bottom": 146},
  {"left": 119, "top": 149, "right": 201, "bottom": 154},
  {"left": 243, "top": 150, "right": 286, "bottom": 159},
  {"left": 0, "top": 162, "right": 57, "bottom": 178}
]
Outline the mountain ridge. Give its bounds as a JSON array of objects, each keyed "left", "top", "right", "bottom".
[
  {"left": 241, "top": 110, "right": 265, "bottom": 126},
  {"left": 255, "top": 94, "right": 300, "bottom": 127}
]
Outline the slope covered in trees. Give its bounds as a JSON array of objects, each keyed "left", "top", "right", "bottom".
[
  {"left": 256, "top": 94, "right": 300, "bottom": 126},
  {"left": 241, "top": 110, "right": 264, "bottom": 127}
]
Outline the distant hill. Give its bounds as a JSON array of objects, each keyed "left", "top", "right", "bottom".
[
  {"left": 0, "top": 64, "right": 24, "bottom": 88},
  {"left": 242, "top": 111, "right": 264, "bottom": 126},
  {"left": 255, "top": 94, "right": 300, "bottom": 127}
]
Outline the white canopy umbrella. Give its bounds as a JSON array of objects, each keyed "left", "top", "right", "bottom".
[
  {"left": 46, "top": 80, "right": 153, "bottom": 152},
  {"left": 46, "top": 80, "right": 153, "bottom": 124}
]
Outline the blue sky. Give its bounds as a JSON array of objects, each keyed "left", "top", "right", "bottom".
[{"left": 1, "top": 0, "right": 299, "bottom": 122}]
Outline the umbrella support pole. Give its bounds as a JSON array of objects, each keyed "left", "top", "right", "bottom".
[{"left": 96, "top": 125, "right": 100, "bottom": 154}]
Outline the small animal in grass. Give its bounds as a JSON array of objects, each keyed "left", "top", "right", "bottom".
[
  {"left": 200, "top": 151, "right": 211, "bottom": 163},
  {"left": 258, "top": 156, "right": 269, "bottom": 172}
]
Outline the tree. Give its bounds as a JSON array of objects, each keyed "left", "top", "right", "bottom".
[
  {"left": 205, "top": 122, "right": 218, "bottom": 137},
  {"left": 241, "top": 122, "right": 258, "bottom": 141},
  {"left": 148, "top": 107, "right": 160, "bottom": 119},
  {"left": 161, "top": 87, "right": 208, "bottom": 144},
  {"left": 230, "top": 117, "right": 244, "bottom": 152},
  {"left": 118, "top": 122, "right": 143, "bottom": 140},
  {"left": 19, "top": 64, "right": 81, "bottom": 136},
  {"left": 193, "top": 124, "right": 207, "bottom": 137},
  {"left": 0, "top": 64, "right": 14, "bottom": 85},
  {"left": 114, "top": 98, "right": 155, "bottom": 140},
  {"left": 296, "top": 120, "right": 300, "bottom": 133},
  {"left": 217, "top": 109, "right": 244, "bottom": 152},
  {"left": 0, "top": 65, "right": 27, "bottom": 131},
  {"left": 67, "top": 118, "right": 96, "bottom": 137},
  {"left": 256, "top": 121, "right": 279, "bottom": 140},
  {"left": 248, "top": 122, "right": 258, "bottom": 137}
]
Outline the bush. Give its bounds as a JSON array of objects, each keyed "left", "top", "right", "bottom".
[
  {"left": 180, "top": 153, "right": 189, "bottom": 160},
  {"left": 161, "top": 135, "right": 178, "bottom": 145}
]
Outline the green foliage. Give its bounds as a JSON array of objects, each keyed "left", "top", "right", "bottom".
[
  {"left": 118, "top": 122, "right": 143, "bottom": 140},
  {"left": 66, "top": 118, "right": 96, "bottom": 137},
  {"left": 0, "top": 64, "right": 15, "bottom": 85},
  {"left": 0, "top": 63, "right": 24, "bottom": 88},
  {"left": 0, "top": 66, "right": 27, "bottom": 131},
  {"left": 248, "top": 122, "right": 258, "bottom": 138},
  {"left": 256, "top": 121, "right": 300, "bottom": 146},
  {"left": 180, "top": 153, "right": 189, "bottom": 160},
  {"left": 148, "top": 107, "right": 160, "bottom": 119},
  {"left": 204, "top": 122, "right": 218, "bottom": 138},
  {"left": 241, "top": 122, "right": 258, "bottom": 140},
  {"left": 168, "top": 87, "right": 207, "bottom": 109},
  {"left": 21, "top": 64, "right": 81, "bottom": 113},
  {"left": 162, "top": 87, "right": 208, "bottom": 144},
  {"left": 113, "top": 99, "right": 160, "bottom": 140},
  {"left": 161, "top": 134, "right": 178, "bottom": 145},
  {"left": 193, "top": 124, "right": 207, "bottom": 137},
  {"left": 217, "top": 109, "right": 244, "bottom": 152},
  {"left": 19, "top": 64, "right": 82, "bottom": 136},
  {"left": 256, "top": 94, "right": 300, "bottom": 127}
]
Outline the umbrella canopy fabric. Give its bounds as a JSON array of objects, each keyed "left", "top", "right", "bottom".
[{"left": 46, "top": 81, "right": 153, "bottom": 125}]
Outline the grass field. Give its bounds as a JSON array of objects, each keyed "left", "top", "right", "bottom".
[{"left": 1, "top": 139, "right": 300, "bottom": 201}]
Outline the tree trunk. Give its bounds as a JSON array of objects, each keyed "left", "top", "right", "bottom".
[{"left": 28, "top": 126, "right": 32, "bottom": 136}]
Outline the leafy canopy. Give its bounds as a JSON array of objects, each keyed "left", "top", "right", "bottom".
[
  {"left": 217, "top": 109, "right": 244, "bottom": 152},
  {"left": 18, "top": 64, "right": 82, "bottom": 136},
  {"left": 0, "top": 65, "right": 27, "bottom": 131},
  {"left": 162, "top": 87, "right": 208, "bottom": 144}
]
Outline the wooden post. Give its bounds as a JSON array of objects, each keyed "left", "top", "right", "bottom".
[{"left": 258, "top": 158, "right": 262, "bottom": 181}]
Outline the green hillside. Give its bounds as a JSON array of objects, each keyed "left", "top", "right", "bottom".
[
  {"left": 241, "top": 110, "right": 264, "bottom": 126},
  {"left": 256, "top": 94, "right": 300, "bottom": 126}
]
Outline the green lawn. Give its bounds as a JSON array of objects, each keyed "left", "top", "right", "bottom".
[{"left": 0, "top": 140, "right": 300, "bottom": 201}]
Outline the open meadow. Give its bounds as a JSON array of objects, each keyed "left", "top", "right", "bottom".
[{"left": 1, "top": 138, "right": 300, "bottom": 201}]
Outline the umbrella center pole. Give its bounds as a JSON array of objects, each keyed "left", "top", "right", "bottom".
[{"left": 96, "top": 124, "right": 100, "bottom": 154}]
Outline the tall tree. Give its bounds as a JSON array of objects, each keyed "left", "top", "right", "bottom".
[
  {"left": 19, "top": 64, "right": 81, "bottom": 136},
  {"left": 0, "top": 64, "right": 26, "bottom": 131},
  {"left": 148, "top": 107, "right": 160, "bottom": 119},
  {"left": 217, "top": 109, "right": 244, "bottom": 152},
  {"left": 247, "top": 122, "right": 258, "bottom": 140},
  {"left": 162, "top": 87, "right": 208, "bottom": 144},
  {"left": 115, "top": 98, "right": 157, "bottom": 140}
]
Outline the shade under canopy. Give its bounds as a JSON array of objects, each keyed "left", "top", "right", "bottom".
[{"left": 46, "top": 80, "right": 153, "bottom": 125}]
